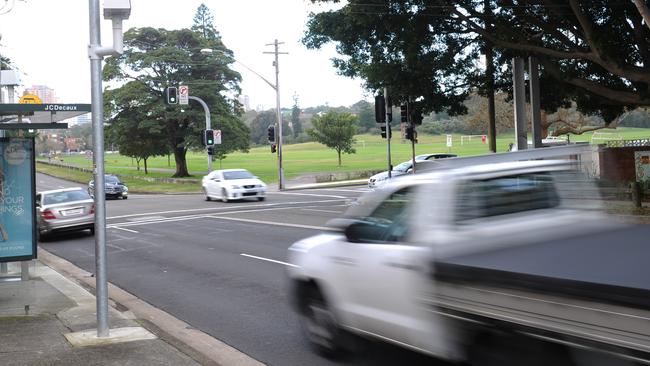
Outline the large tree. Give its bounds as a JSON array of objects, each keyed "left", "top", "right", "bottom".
[
  {"left": 308, "top": 111, "right": 357, "bottom": 167},
  {"left": 103, "top": 6, "right": 248, "bottom": 177},
  {"left": 305, "top": 1, "right": 650, "bottom": 125}
]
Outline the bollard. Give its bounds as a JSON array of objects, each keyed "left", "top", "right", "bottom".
[{"left": 631, "top": 181, "right": 642, "bottom": 209}]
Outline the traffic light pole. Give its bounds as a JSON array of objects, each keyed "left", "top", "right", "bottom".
[
  {"left": 264, "top": 40, "right": 288, "bottom": 190},
  {"left": 384, "top": 88, "right": 392, "bottom": 179},
  {"left": 188, "top": 96, "right": 212, "bottom": 173}
]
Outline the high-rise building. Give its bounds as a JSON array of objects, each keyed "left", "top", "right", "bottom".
[
  {"left": 24, "top": 85, "right": 57, "bottom": 103},
  {"left": 238, "top": 95, "right": 251, "bottom": 111}
]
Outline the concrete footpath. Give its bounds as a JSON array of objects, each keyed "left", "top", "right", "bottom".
[{"left": 0, "top": 250, "right": 265, "bottom": 366}]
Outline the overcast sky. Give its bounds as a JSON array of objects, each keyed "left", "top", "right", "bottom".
[{"left": 0, "top": 0, "right": 370, "bottom": 109}]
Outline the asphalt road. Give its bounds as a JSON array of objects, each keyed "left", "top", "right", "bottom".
[{"left": 36, "top": 173, "right": 440, "bottom": 366}]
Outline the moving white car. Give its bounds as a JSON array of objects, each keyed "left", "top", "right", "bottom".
[
  {"left": 201, "top": 169, "right": 267, "bottom": 202},
  {"left": 367, "top": 153, "right": 456, "bottom": 188}
]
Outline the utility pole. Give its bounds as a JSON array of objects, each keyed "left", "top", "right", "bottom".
[
  {"left": 384, "top": 88, "right": 392, "bottom": 178},
  {"left": 188, "top": 96, "right": 212, "bottom": 172},
  {"left": 264, "top": 40, "right": 288, "bottom": 190}
]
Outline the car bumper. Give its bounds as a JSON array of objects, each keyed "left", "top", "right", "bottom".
[
  {"left": 39, "top": 216, "right": 94, "bottom": 234},
  {"left": 105, "top": 190, "right": 127, "bottom": 199},
  {"left": 227, "top": 188, "right": 266, "bottom": 200}
]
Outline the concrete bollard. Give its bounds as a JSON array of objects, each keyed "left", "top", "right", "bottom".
[{"left": 631, "top": 181, "right": 642, "bottom": 209}]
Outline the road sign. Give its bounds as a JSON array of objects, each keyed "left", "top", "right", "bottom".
[
  {"left": 214, "top": 129, "right": 222, "bottom": 145},
  {"left": 179, "top": 85, "right": 189, "bottom": 105},
  {"left": 19, "top": 94, "right": 43, "bottom": 104},
  {"left": 446, "top": 134, "right": 453, "bottom": 147}
]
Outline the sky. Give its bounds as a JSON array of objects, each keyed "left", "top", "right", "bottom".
[{"left": 0, "top": 0, "right": 370, "bottom": 110}]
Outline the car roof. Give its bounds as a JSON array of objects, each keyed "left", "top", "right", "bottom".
[
  {"left": 38, "top": 187, "right": 86, "bottom": 195},
  {"left": 215, "top": 169, "right": 249, "bottom": 173}
]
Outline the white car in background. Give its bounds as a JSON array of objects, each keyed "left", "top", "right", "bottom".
[
  {"left": 201, "top": 169, "right": 267, "bottom": 202},
  {"left": 368, "top": 153, "right": 457, "bottom": 188}
]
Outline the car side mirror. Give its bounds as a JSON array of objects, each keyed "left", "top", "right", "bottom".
[{"left": 343, "top": 220, "right": 372, "bottom": 243}]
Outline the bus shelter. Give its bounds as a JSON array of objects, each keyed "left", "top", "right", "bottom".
[{"left": 0, "top": 103, "right": 90, "bottom": 265}]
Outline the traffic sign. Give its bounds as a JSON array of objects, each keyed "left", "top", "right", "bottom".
[
  {"left": 179, "top": 85, "right": 189, "bottom": 105},
  {"left": 214, "top": 129, "right": 222, "bottom": 145}
]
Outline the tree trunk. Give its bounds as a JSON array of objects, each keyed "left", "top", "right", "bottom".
[
  {"left": 144, "top": 157, "right": 148, "bottom": 174},
  {"left": 173, "top": 146, "right": 190, "bottom": 177},
  {"left": 337, "top": 149, "right": 342, "bottom": 167},
  {"left": 136, "top": 157, "right": 141, "bottom": 171}
]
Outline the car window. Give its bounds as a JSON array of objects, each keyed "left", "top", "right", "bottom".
[
  {"left": 43, "top": 190, "right": 91, "bottom": 205},
  {"left": 223, "top": 170, "right": 254, "bottom": 180},
  {"left": 454, "top": 172, "right": 559, "bottom": 223},
  {"left": 105, "top": 176, "right": 120, "bottom": 184},
  {"left": 354, "top": 187, "right": 414, "bottom": 243},
  {"left": 393, "top": 162, "right": 412, "bottom": 172}
]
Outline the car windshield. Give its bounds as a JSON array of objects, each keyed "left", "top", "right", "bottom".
[
  {"left": 105, "top": 176, "right": 121, "bottom": 184},
  {"left": 393, "top": 162, "right": 412, "bottom": 172},
  {"left": 223, "top": 170, "right": 254, "bottom": 180},
  {"left": 43, "top": 190, "right": 91, "bottom": 205}
]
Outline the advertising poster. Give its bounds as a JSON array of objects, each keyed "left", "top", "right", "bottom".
[
  {"left": 0, "top": 138, "right": 36, "bottom": 262},
  {"left": 635, "top": 151, "right": 650, "bottom": 183}
]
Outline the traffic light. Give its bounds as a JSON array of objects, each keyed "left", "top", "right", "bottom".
[
  {"left": 267, "top": 125, "right": 275, "bottom": 143},
  {"left": 411, "top": 107, "right": 423, "bottom": 125},
  {"left": 400, "top": 103, "right": 409, "bottom": 123},
  {"left": 386, "top": 96, "right": 393, "bottom": 122},
  {"left": 204, "top": 129, "right": 215, "bottom": 146},
  {"left": 271, "top": 143, "right": 277, "bottom": 153},
  {"left": 165, "top": 87, "right": 178, "bottom": 105},
  {"left": 207, "top": 146, "right": 215, "bottom": 155},
  {"left": 405, "top": 125, "right": 418, "bottom": 142},
  {"left": 380, "top": 125, "right": 391, "bottom": 139},
  {"left": 374, "top": 95, "right": 386, "bottom": 123}
]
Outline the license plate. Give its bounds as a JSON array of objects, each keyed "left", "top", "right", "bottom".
[{"left": 62, "top": 208, "right": 83, "bottom": 216}]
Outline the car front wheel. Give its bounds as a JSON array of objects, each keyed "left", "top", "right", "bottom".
[
  {"left": 299, "top": 286, "right": 346, "bottom": 358},
  {"left": 221, "top": 188, "right": 229, "bottom": 203}
]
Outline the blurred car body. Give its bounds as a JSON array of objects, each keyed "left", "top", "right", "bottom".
[
  {"left": 88, "top": 174, "right": 128, "bottom": 199},
  {"left": 36, "top": 187, "right": 95, "bottom": 238},
  {"left": 287, "top": 155, "right": 650, "bottom": 363},
  {"left": 367, "top": 153, "right": 456, "bottom": 188},
  {"left": 201, "top": 169, "right": 267, "bottom": 202}
]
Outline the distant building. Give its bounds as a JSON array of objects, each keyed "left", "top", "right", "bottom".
[
  {"left": 24, "top": 85, "right": 58, "bottom": 103},
  {"left": 238, "top": 95, "right": 251, "bottom": 111}
]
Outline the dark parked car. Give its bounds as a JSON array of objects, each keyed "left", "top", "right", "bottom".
[
  {"left": 88, "top": 174, "right": 129, "bottom": 199},
  {"left": 36, "top": 187, "right": 95, "bottom": 239}
]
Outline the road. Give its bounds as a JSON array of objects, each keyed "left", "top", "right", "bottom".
[{"left": 36, "top": 173, "right": 440, "bottom": 366}]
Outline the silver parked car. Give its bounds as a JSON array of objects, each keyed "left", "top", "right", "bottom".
[
  {"left": 368, "top": 153, "right": 457, "bottom": 188},
  {"left": 36, "top": 187, "right": 95, "bottom": 239}
]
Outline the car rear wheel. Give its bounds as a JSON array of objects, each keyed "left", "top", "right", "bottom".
[
  {"left": 221, "top": 188, "right": 229, "bottom": 203},
  {"left": 258, "top": 197, "right": 265, "bottom": 201},
  {"left": 299, "top": 286, "right": 346, "bottom": 358},
  {"left": 122, "top": 196, "right": 128, "bottom": 200},
  {"left": 89, "top": 225, "right": 95, "bottom": 236}
]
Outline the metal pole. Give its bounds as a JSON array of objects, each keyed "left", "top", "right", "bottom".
[
  {"left": 512, "top": 57, "right": 527, "bottom": 151},
  {"left": 384, "top": 87, "right": 392, "bottom": 178},
  {"left": 411, "top": 134, "right": 416, "bottom": 174},
  {"left": 188, "top": 96, "right": 212, "bottom": 173},
  {"left": 89, "top": 0, "right": 109, "bottom": 337},
  {"left": 529, "top": 56, "right": 543, "bottom": 148},
  {"left": 274, "top": 40, "right": 284, "bottom": 190}
]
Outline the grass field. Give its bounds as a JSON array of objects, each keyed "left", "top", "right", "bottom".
[{"left": 39, "top": 127, "right": 650, "bottom": 188}]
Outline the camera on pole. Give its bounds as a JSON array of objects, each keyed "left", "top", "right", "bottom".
[{"left": 165, "top": 87, "right": 178, "bottom": 105}]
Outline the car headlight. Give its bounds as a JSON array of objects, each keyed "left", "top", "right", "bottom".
[{"left": 123, "top": 186, "right": 128, "bottom": 192}]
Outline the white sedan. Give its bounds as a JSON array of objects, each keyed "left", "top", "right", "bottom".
[{"left": 201, "top": 169, "right": 267, "bottom": 202}]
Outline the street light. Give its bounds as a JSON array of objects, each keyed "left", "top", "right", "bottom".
[{"left": 200, "top": 45, "right": 286, "bottom": 190}]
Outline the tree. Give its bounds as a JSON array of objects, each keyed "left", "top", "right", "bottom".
[
  {"left": 249, "top": 110, "right": 276, "bottom": 145},
  {"left": 191, "top": 3, "right": 220, "bottom": 40},
  {"left": 103, "top": 5, "right": 249, "bottom": 178},
  {"left": 305, "top": 1, "right": 650, "bottom": 125},
  {"left": 307, "top": 111, "right": 357, "bottom": 167},
  {"left": 291, "top": 94, "right": 303, "bottom": 137},
  {"left": 350, "top": 100, "right": 376, "bottom": 133}
]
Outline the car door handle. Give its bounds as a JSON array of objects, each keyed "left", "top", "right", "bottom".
[
  {"left": 383, "top": 261, "right": 421, "bottom": 272},
  {"left": 329, "top": 256, "right": 357, "bottom": 266}
]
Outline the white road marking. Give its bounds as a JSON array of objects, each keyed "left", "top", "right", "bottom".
[
  {"left": 206, "top": 215, "right": 330, "bottom": 231},
  {"left": 110, "top": 226, "right": 139, "bottom": 233},
  {"left": 270, "top": 191, "right": 347, "bottom": 199},
  {"left": 240, "top": 253, "right": 297, "bottom": 267},
  {"left": 300, "top": 208, "right": 342, "bottom": 214},
  {"left": 106, "top": 199, "right": 346, "bottom": 220}
]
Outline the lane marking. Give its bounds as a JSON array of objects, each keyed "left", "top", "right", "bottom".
[
  {"left": 300, "top": 208, "right": 342, "bottom": 214},
  {"left": 206, "top": 215, "right": 330, "bottom": 231},
  {"left": 106, "top": 199, "right": 346, "bottom": 220},
  {"left": 270, "top": 191, "right": 347, "bottom": 199},
  {"left": 240, "top": 253, "right": 297, "bottom": 267},
  {"left": 111, "top": 226, "right": 139, "bottom": 233}
]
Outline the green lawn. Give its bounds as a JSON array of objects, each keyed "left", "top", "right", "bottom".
[{"left": 40, "top": 127, "right": 650, "bottom": 186}]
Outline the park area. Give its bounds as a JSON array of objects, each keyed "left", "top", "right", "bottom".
[{"left": 36, "top": 128, "right": 650, "bottom": 193}]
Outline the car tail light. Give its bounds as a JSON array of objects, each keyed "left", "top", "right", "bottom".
[
  {"left": 41, "top": 210, "right": 56, "bottom": 220},
  {"left": 90, "top": 204, "right": 95, "bottom": 214}
]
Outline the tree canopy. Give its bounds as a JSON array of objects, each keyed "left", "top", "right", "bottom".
[
  {"left": 103, "top": 4, "right": 249, "bottom": 177},
  {"left": 304, "top": 1, "right": 650, "bottom": 124},
  {"left": 308, "top": 111, "right": 357, "bottom": 167}
]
